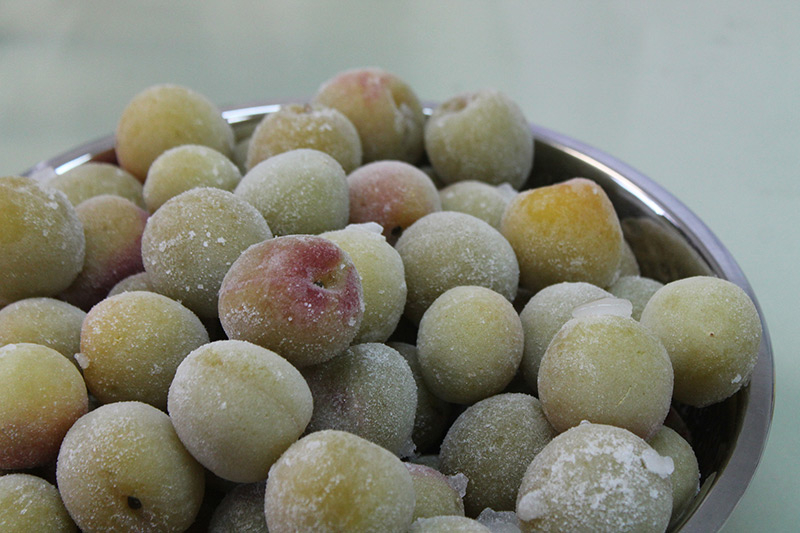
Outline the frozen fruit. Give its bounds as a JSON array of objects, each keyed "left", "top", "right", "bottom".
[
  {"left": 417, "top": 286, "right": 524, "bottom": 404},
  {"left": 56, "top": 401, "right": 205, "bottom": 532},
  {"left": 168, "top": 340, "right": 313, "bottom": 483},
  {"left": 313, "top": 67, "right": 425, "bottom": 163},
  {"left": 235, "top": 148, "right": 349, "bottom": 236},
  {"left": 264, "top": 430, "right": 416, "bottom": 532},
  {"left": 0, "top": 177, "right": 85, "bottom": 306},
  {"left": 246, "top": 103, "right": 362, "bottom": 173},
  {"left": 396, "top": 211, "right": 519, "bottom": 323},
  {"left": 219, "top": 235, "right": 363, "bottom": 368},
  {"left": 115, "top": 84, "right": 234, "bottom": 181},
  {"left": 425, "top": 90, "right": 533, "bottom": 189}
]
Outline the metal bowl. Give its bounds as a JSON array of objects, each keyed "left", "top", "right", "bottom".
[{"left": 25, "top": 102, "right": 774, "bottom": 532}]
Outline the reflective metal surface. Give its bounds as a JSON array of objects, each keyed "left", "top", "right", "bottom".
[{"left": 25, "top": 103, "right": 774, "bottom": 533}]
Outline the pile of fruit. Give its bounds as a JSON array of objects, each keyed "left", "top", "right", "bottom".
[{"left": 0, "top": 67, "right": 762, "bottom": 532}]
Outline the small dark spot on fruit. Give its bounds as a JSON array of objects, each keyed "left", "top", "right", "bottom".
[
  {"left": 313, "top": 280, "right": 325, "bottom": 288},
  {"left": 127, "top": 496, "right": 142, "bottom": 510}
]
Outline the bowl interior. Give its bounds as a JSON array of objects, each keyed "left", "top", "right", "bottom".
[{"left": 24, "top": 103, "right": 774, "bottom": 533}]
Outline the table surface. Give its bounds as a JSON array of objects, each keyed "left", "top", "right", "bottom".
[{"left": 2, "top": 1, "right": 797, "bottom": 530}]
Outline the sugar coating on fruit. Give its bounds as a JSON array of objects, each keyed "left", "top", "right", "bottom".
[
  {"left": 417, "top": 286, "right": 524, "bottom": 404},
  {"left": 0, "top": 297, "right": 85, "bottom": 366},
  {"left": 0, "top": 176, "right": 85, "bottom": 305},
  {"left": 439, "top": 180, "right": 516, "bottom": 230},
  {"left": 144, "top": 144, "right": 242, "bottom": 212},
  {"left": 439, "top": 393, "right": 556, "bottom": 516},
  {"left": 396, "top": 211, "right": 519, "bottom": 323},
  {"left": 302, "top": 343, "right": 417, "bottom": 457},
  {"left": 79, "top": 291, "right": 209, "bottom": 409},
  {"left": 115, "top": 83, "right": 234, "bottom": 181},
  {"left": 313, "top": 67, "right": 425, "bottom": 163},
  {"left": 516, "top": 423, "right": 673, "bottom": 533},
  {"left": 647, "top": 426, "right": 700, "bottom": 524},
  {"left": 518, "top": 282, "right": 613, "bottom": 392},
  {"left": 425, "top": 89, "right": 534, "bottom": 189},
  {"left": 639, "top": 276, "right": 762, "bottom": 407},
  {"left": 538, "top": 314, "right": 673, "bottom": 439},
  {"left": 0, "top": 474, "right": 77, "bottom": 532},
  {"left": 219, "top": 234, "right": 364, "bottom": 367},
  {"left": 236, "top": 148, "right": 349, "bottom": 235},
  {"left": 60, "top": 195, "right": 149, "bottom": 310},
  {"left": 476, "top": 509, "right": 522, "bottom": 533},
  {"left": 608, "top": 275, "right": 664, "bottom": 321},
  {"left": 409, "top": 515, "right": 493, "bottom": 532},
  {"left": 56, "top": 401, "right": 205, "bottom": 532},
  {"left": 107, "top": 271, "right": 155, "bottom": 297},
  {"left": 246, "top": 103, "right": 362, "bottom": 173},
  {"left": 500, "top": 177, "right": 624, "bottom": 293},
  {"left": 168, "top": 340, "right": 313, "bottom": 483},
  {"left": 347, "top": 160, "right": 441, "bottom": 243},
  {"left": 141, "top": 187, "right": 272, "bottom": 317},
  {"left": 405, "top": 463, "right": 465, "bottom": 521},
  {"left": 47, "top": 162, "right": 145, "bottom": 209},
  {"left": 571, "top": 296, "right": 633, "bottom": 319},
  {"left": 208, "top": 481, "right": 267, "bottom": 533},
  {"left": 0, "top": 343, "right": 88, "bottom": 470},
  {"left": 264, "top": 430, "right": 416, "bottom": 533},
  {"left": 320, "top": 225, "right": 407, "bottom": 343},
  {"left": 389, "top": 341, "right": 453, "bottom": 454}
]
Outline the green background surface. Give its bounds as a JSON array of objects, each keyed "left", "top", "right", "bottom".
[{"left": 2, "top": 1, "right": 797, "bottom": 530}]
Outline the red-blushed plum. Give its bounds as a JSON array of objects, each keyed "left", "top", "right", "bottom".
[
  {"left": 320, "top": 224, "right": 407, "bottom": 343},
  {"left": 639, "top": 276, "right": 762, "bottom": 407},
  {"left": 518, "top": 282, "right": 612, "bottom": 393},
  {"left": 538, "top": 313, "right": 673, "bottom": 439},
  {"left": 141, "top": 187, "right": 272, "bottom": 318},
  {"left": 347, "top": 160, "right": 441, "bottom": 244},
  {"left": 404, "top": 463, "right": 465, "bottom": 521},
  {"left": 0, "top": 474, "right": 76, "bottom": 532},
  {"left": 47, "top": 162, "right": 145, "bottom": 209},
  {"left": 246, "top": 103, "right": 362, "bottom": 173},
  {"left": 424, "top": 89, "right": 533, "bottom": 189},
  {"left": 235, "top": 148, "right": 349, "bottom": 236},
  {"left": 302, "top": 343, "right": 417, "bottom": 457},
  {"left": 0, "top": 343, "right": 88, "bottom": 470},
  {"left": 167, "top": 340, "right": 313, "bottom": 483},
  {"left": 79, "top": 291, "right": 209, "bottom": 409},
  {"left": 56, "top": 401, "right": 205, "bottom": 532},
  {"left": 516, "top": 423, "right": 673, "bottom": 533},
  {"left": 143, "top": 144, "right": 242, "bottom": 213},
  {"left": 0, "top": 297, "right": 85, "bottom": 367},
  {"left": 439, "top": 393, "right": 556, "bottom": 516},
  {"left": 218, "top": 235, "right": 364, "bottom": 368},
  {"left": 264, "top": 430, "right": 415, "bottom": 532},
  {"left": 395, "top": 211, "right": 519, "bottom": 324},
  {"left": 417, "top": 286, "right": 524, "bottom": 405},
  {"left": 0, "top": 177, "right": 85, "bottom": 306},
  {"left": 313, "top": 67, "right": 425, "bottom": 163},
  {"left": 500, "top": 177, "right": 624, "bottom": 293},
  {"left": 59, "top": 195, "right": 149, "bottom": 311},
  {"left": 115, "top": 84, "right": 234, "bottom": 181}
]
